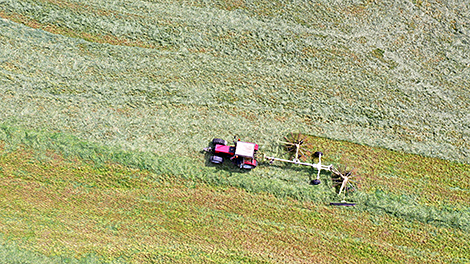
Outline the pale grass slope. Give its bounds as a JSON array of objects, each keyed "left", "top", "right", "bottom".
[{"left": 0, "top": 0, "right": 469, "bottom": 163}]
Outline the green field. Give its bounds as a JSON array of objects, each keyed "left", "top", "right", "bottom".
[{"left": 0, "top": 0, "right": 469, "bottom": 262}]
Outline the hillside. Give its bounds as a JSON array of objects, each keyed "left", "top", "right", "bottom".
[{"left": 0, "top": 0, "right": 469, "bottom": 262}]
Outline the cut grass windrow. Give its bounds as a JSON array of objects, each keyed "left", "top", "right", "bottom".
[{"left": 1, "top": 125, "right": 469, "bottom": 234}]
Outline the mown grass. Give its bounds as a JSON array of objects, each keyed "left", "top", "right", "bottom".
[
  {"left": 0, "top": 0, "right": 469, "bottom": 262},
  {"left": 1, "top": 139, "right": 469, "bottom": 263},
  {"left": 0, "top": 0, "right": 469, "bottom": 164},
  {"left": 0, "top": 126, "right": 469, "bottom": 262}
]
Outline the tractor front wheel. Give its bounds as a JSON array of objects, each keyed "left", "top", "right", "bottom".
[{"left": 212, "top": 138, "right": 227, "bottom": 146}]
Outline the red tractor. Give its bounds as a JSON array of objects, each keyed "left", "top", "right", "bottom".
[{"left": 203, "top": 138, "right": 259, "bottom": 170}]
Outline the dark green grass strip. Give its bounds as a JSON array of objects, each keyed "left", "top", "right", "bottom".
[{"left": 1, "top": 124, "right": 469, "bottom": 233}]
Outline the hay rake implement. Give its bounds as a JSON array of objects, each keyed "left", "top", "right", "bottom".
[{"left": 264, "top": 133, "right": 357, "bottom": 206}]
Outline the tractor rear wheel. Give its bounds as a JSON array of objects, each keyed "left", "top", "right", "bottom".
[
  {"left": 210, "top": 155, "right": 223, "bottom": 164},
  {"left": 212, "top": 138, "right": 227, "bottom": 146}
]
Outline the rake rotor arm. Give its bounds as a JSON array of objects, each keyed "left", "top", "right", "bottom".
[{"left": 338, "top": 178, "right": 348, "bottom": 195}]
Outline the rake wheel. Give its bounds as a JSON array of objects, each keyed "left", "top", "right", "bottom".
[
  {"left": 282, "top": 132, "right": 311, "bottom": 160},
  {"left": 331, "top": 165, "right": 358, "bottom": 197}
]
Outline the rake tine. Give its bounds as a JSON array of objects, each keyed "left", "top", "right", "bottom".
[
  {"left": 281, "top": 141, "right": 296, "bottom": 146},
  {"left": 348, "top": 182, "right": 356, "bottom": 190},
  {"left": 347, "top": 167, "right": 357, "bottom": 178},
  {"left": 340, "top": 164, "right": 349, "bottom": 177}
]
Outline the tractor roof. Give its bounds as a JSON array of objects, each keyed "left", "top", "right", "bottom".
[{"left": 235, "top": 141, "right": 256, "bottom": 158}]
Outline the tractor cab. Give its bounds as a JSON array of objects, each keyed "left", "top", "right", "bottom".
[{"left": 233, "top": 141, "right": 258, "bottom": 169}]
